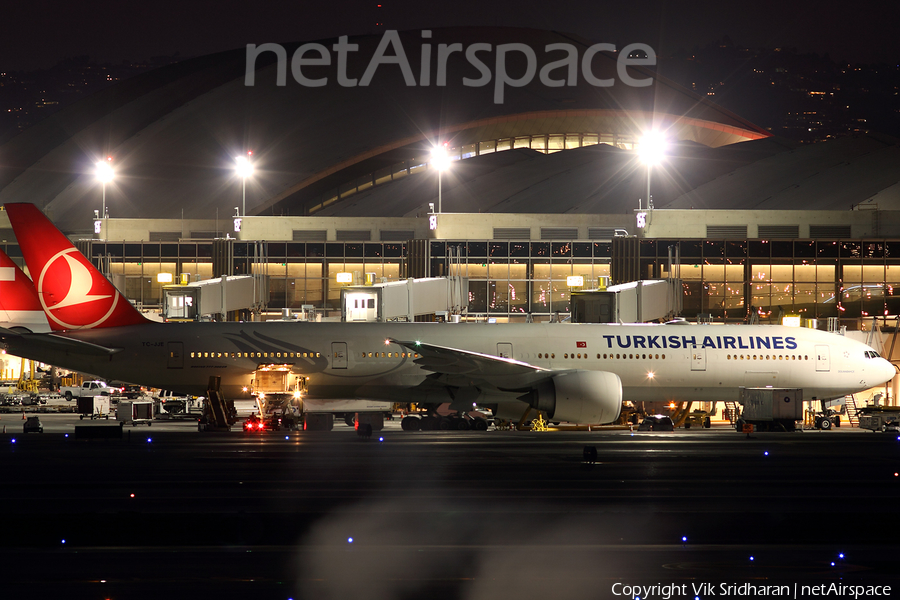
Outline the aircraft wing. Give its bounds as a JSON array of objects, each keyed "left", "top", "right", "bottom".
[
  {"left": 0, "top": 328, "right": 122, "bottom": 357},
  {"left": 389, "top": 338, "right": 551, "bottom": 388}
]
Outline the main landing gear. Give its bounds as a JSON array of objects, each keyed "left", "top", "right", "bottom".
[{"left": 401, "top": 414, "right": 489, "bottom": 431}]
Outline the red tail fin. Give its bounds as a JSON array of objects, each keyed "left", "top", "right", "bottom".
[
  {"left": 0, "top": 248, "right": 51, "bottom": 333},
  {"left": 4, "top": 203, "right": 149, "bottom": 330}
]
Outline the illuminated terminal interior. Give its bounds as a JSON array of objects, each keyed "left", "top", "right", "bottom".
[{"left": 0, "top": 235, "right": 893, "bottom": 324}]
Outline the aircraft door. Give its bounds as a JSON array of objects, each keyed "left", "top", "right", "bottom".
[
  {"left": 691, "top": 347, "right": 706, "bottom": 371},
  {"left": 332, "top": 342, "right": 348, "bottom": 369},
  {"left": 167, "top": 342, "right": 183, "bottom": 369},
  {"left": 497, "top": 343, "right": 513, "bottom": 359},
  {"left": 815, "top": 345, "right": 830, "bottom": 372}
]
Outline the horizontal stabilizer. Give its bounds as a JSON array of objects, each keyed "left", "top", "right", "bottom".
[{"left": 0, "top": 328, "right": 122, "bottom": 357}]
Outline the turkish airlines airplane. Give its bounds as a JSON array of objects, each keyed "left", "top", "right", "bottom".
[
  {"left": 0, "top": 202, "right": 895, "bottom": 424},
  {"left": 0, "top": 248, "right": 51, "bottom": 333}
]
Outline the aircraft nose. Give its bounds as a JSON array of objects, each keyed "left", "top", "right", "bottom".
[{"left": 879, "top": 359, "right": 896, "bottom": 384}]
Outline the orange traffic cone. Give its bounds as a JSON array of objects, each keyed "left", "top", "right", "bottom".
[{"left": 22, "top": 410, "right": 27, "bottom": 420}]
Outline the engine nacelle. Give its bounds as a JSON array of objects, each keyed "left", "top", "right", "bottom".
[{"left": 520, "top": 370, "right": 622, "bottom": 424}]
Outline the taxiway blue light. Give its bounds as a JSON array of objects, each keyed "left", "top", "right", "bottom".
[
  {"left": 285, "top": 436, "right": 289, "bottom": 440},
  {"left": 831, "top": 562, "right": 836, "bottom": 566},
  {"left": 682, "top": 536, "right": 687, "bottom": 542},
  {"left": 348, "top": 537, "right": 353, "bottom": 543},
  {"left": 61, "top": 539, "right": 66, "bottom": 544},
  {"left": 64, "top": 434, "right": 69, "bottom": 438},
  {"left": 839, "top": 553, "right": 845, "bottom": 559},
  {"left": 146, "top": 438, "right": 152, "bottom": 443},
  {"left": 11, "top": 438, "right": 15, "bottom": 443},
  {"left": 379, "top": 437, "right": 384, "bottom": 442},
  {"left": 750, "top": 556, "right": 754, "bottom": 561},
  {"left": 764, "top": 451, "right": 769, "bottom": 456}
]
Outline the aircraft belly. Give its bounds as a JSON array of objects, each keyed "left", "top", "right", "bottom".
[{"left": 624, "top": 386, "right": 741, "bottom": 403}]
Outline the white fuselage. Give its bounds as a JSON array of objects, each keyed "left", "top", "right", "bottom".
[{"left": 7, "top": 321, "right": 893, "bottom": 408}]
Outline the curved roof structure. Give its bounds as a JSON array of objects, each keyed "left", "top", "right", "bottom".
[
  {"left": 311, "top": 133, "right": 900, "bottom": 218},
  {"left": 315, "top": 137, "right": 794, "bottom": 217},
  {"left": 664, "top": 133, "right": 900, "bottom": 211},
  {"left": 0, "top": 27, "right": 769, "bottom": 229}
]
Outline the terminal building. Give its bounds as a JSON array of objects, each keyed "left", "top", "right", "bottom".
[{"left": 2, "top": 27, "right": 900, "bottom": 334}]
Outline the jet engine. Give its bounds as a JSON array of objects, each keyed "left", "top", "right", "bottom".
[{"left": 518, "top": 370, "right": 622, "bottom": 424}]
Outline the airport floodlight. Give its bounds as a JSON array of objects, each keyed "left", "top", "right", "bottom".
[
  {"left": 235, "top": 155, "right": 254, "bottom": 178},
  {"left": 157, "top": 273, "right": 174, "bottom": 284},
  {"left": 95, "top": 158, "right": 114, "bottom": 227},
  {"left": 638, "top": 130, "right": 667, "bottom": 166},
  {"left": 234, "top": 154, "right": 254, "bottom": 216},
  {"left": 430, "top": 145, "right": 451, "bottom": 171},
  {"left": 95, "top": 159, "right": 114, "bottom": 183},
  {"left": 431, "top": 144, "right": 451, "bottom": 213},
  {"left": 637, "top": 130, "right": 667, "bottom": 211}
]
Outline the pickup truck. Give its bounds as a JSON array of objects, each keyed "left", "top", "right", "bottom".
[{"left": 60, "top": 380, "right": 120, "bottom": 401}]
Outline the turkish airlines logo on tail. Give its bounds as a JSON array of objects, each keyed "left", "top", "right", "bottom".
[{"left": 37, "top": 248, "right": 119, "bottom": 329}]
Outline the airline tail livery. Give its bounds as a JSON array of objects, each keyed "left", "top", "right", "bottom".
[{"left": 0, "top": 247, "right": 51, "bottom": 333}]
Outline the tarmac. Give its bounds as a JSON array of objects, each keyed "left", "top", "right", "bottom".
[{"left": 1, "top": 411, "right": 899, "bottom": 599}]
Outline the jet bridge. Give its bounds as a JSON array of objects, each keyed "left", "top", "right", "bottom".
[
  {"left": 340, "top": 276, "right": 468, "bottom": 322},
  {"left": 163, "top": 275, "right": 268, "bottom": 321},
  {"left": 571, "top": 279, "right": 683, "bottom": 323}
]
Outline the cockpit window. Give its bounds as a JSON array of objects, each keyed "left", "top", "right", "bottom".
[{"left": 864, "top": 351, "right": 882, "bottom": 359}]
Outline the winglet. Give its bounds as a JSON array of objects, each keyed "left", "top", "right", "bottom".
[
  {"left": 4, "top": 203, "right": 149, "bottom": 330},
  {"left": 0, "top": 248, "right": 51, "bottom": 333}
]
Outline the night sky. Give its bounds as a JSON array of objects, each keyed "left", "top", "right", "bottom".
[{"left": 3, "top": 0, "right": 899, "bottom": 71}]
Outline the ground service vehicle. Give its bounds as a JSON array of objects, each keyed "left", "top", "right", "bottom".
[
  {"left": 117, "top": 400, "right": 153, "bottom": 426},
  {"left": 76, "top": 396, "right": 110, "bottom": 420},
  {"left": 23, "top": 416, "right": 43, "bottom": 433},
  {"left": 638, "top": 415, "right": 674, "bottom": 431},
  {"left": 61, "top": 380, "right": 118, "bottom": 402},
  {"left": 858, "top": 407, "right": 900, "bottom": 432},
  {"left": 683, "top": 410, "right": 712, "bottom": 428},
  {"left": 737, "top": 388, "right": 802, "bottom": 432}
]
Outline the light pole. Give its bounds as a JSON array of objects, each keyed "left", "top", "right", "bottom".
[
  {"left": 638, "top": 130, "right": 667, "bottom": 210},
  {"left": 431, "top": 144, "right": 451, "bottom": 213},
  {"left": 235, "top": 153, "right": 254, "bottom": 216},
  {"left": 95, "top": 157, "right": 114, "bottom": 228}
]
